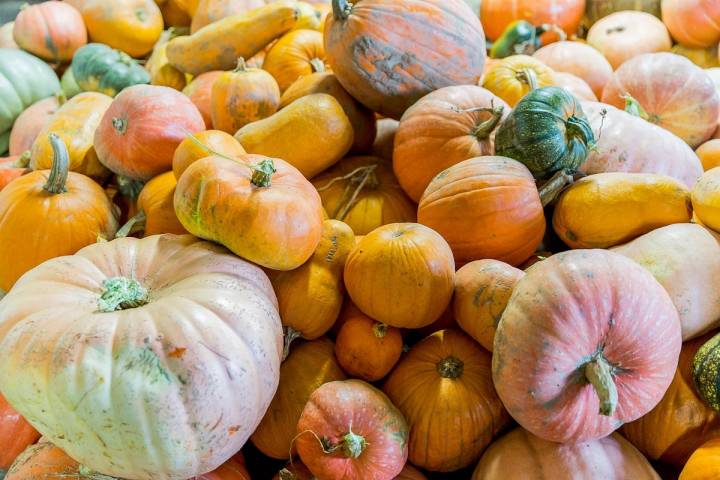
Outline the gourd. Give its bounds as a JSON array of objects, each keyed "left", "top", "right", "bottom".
[
  {"left": 71, "top": 43, "right": 150, "bottom": 97},
  {"left": 172, "top": 130, "right": 246, "bottom": 179},
  {"left": 335, "top": 311, "right": 403, "bottom": 381},
  {"left": 680, "top": 438, "right": 720, "bottom": 480},
  {"left": 8, "top": 95, "right": 61, "bottom": 157},
  {"left": 263, "top": 29, "right": 327, "bottom": 92},
  {"left": 182, "top": 71, "right": 222, "bottom": 128},
  {"left": 81, "top": 0, "right": 163, "bottom": 58},
  {"left": 12, "top": 1, "right": 87, "bottom": 63},
  {"left": 135, "top": 171, "right": 188, "bottom": 236},
  {"left": 191, "top": 0, "right": 266, "bottom": 33},
  {"left": 692, "top": 167, "right": 720, "bottom": 232},
  {"left": 693, "top": 332, "right": 720, "bottom": 411},
  {"left": 482, "top": 55, "right": 555, "bottom": 107},
  {"left": 146, "top": 29, "right": 188, "bottom": 91}
]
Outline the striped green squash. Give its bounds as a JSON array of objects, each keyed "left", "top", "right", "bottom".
[
  {"left": 71, "top": 43, "right": 150, "bottom": 98},
  {"left": 693, "top": 331, "right": 720, "bottom": 411}
]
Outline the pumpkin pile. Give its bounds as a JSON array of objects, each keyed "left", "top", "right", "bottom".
[{"left": 3, "top": 0, "right": 720, "bottom": 479}]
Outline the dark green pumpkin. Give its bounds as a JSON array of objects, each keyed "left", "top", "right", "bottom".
[
  {"left": 490, "top": 21, "right": 549, "bottom": 58},
  {"left": 495, "top": 86, "right": 595, "bottom": 179},
  {"left": 693, "top": 331, "right": 720, "bottom": 411},
  {"left": 71, "top": 43, "right": 150, "bottom": 98}
]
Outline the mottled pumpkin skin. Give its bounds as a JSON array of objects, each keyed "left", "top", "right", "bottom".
[
  {"left": 13, "top": 1, "right": 87, "bottom": 63},
  {"left": 344, "top": 223, "right": 455, "bottom": 329},
  {"left": 172, "top": 130, "right": 246, "bottom": 179},
  {"left": 481, "top": 0, "right": 585, "bottom": 40},
  {"left": 454, "top": 259, "right": 524, "bottom": 352},
  {"left": 553, "top": 172, "right": 693, "bottom": 249},
  {"left": 251, "top": 337, "right": 346, "bottom": 459},
  {"left": 191, "top": 0, "right": 266, "bottom": 33},
  {"left": 680, "top": 438, "right": 720, "bottom": 480},
  {"left": 174, "top": 155, "right": 324, "bottom": 270},
  {"left": 71, "top": 43, "right": 150, "bottom": 97},
  {"left": 137, "top": 171, "right": 187, "bottom": 236},
  {"left": 384, "top": 329, "right": 510, "bottom": 472},
  {"left": 533, "top": 41, "right": 613, "bottom": 98},
  {"left": 324, "top": 0, "right": 487, "bottom": 119},
  {"left": 393, "top": 85, "right": 510, "bottom": 202},
  {"left": 494, "top": 250, "right": 682, "bottom": 443},
  {"left": 0, "top": 234, "right": 282, "bottom": 479},
  {"left": 296, "top": 380, "right": 408, "bottom": 480},
  {"left": 81, "top": 0, "right": 163, "bottom": 57},
  {"left": 335, "top": 310, "right": 402, "bottom": 381},
  {"left": 472, "top": 428, "right": 660, "bottom": 480},
  {"left": 30, "top": 92, "right": 113, "bottom": 180},
  {"left": 0, "top": 395, "right": 40, "bottom": 475},
  {"left": 418, "top": 156, "right": 546, "bottom": 267},
  {"left": 9, "top": 96, "right": 60, "bottom": 157},
  {"left": 601, "top": 53, "right": 719, "bottom": 148},
  {"left": 693, "top": 331, "right": 720, "bottom": 412},
  {"left": 5, "top": 441, "right": 82, "bottom": 480},
  {"left": 622, "top": 332, "right": 720, "bottom": 467},
  {"left": 235, "top": 93, "right": 353, "bottom": 179},
  {"left": 662, "top": 0, "right": 720, "bottom": 48},
  {"left": 692, "top": 168, "right": 720, "bottom": 233},
  {"left": 182, "top": 71, "right": 223, "bottom": 128},
  {"left": 482, "top": 55, "right": 555, "bottom": 108},
  {"left": 263, "top": 29, "right": 327, "bottom": 92}
]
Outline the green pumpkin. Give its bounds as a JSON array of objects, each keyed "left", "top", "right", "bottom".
[
  {"left": 71, "top": 43, "right": 150, "bottom": 98},
  {"left": 60, "top": 67, "right": 82, "bottom": 99},
  {"left": 495, "top": 86, "right": 595, "bottom": 180},
  {"left": 0, "top": 130, "right": 8, "bottom": 155},
  {"left": 693, "top": 332, "right": 720, "bottom": 411},
  {"left": 490, "top": 21, "right": 551, "bottom": 59},
  {"left": 0, "top": 48, "right": 60, "bottom": 140}
]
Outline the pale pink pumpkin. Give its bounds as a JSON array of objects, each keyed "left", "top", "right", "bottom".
[
  {"left": 533, "top": 41, "right": 612, "bottom": 98},
  {"left": 8, "top": 96, "right": 61, "bottom": 156},
  {"left": 580, "top": 101, "right": 703, "bottom": 188},
  {"left": 0, "top": 234, "right": 283, "bottom": 480},
  {"left": 493, "top": 249, "right": 682, "bottom": 443},
  {"left": 601, "top": 52, "right": 720, "bottom": 147},
  {"left": 553, "top": 72, "right": 597, "bottom": 101}
]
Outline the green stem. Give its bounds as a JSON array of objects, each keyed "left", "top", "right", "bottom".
[
  {"left": 116, "top": 175, "right": 145, "bottom": 199},
  {"left": 623, "top": 95, "right": 649, "bottom": 120},
  {"left": 43, "top": 134, "right": 69, "bottom": 194},
  {"left": 538, "top": 170, "right": 574, "bottom": 207},
  {"left": 97, "top": 277, "right": 149, "bottom": 312},
  {"left": 331, "top": 0, "right": 351, "bottom": 20},
  {"left": 251, "top": 159, "right": 276, "bottom": 187},
  {"left": 341, "top": 429, "right": 367, "bottom": 459},
  {"left": 282, "top": 326, "right": 302, "bottom": 361},
  {"left": 584, "top": 355, "right": 618, "bottom": 416},
  {"left": 437, "top": 356, "right": 464, "bottom": 379},
  {"left": 115, "top": 211, "right": 146, "bottom": 239},
  {"left": 112, "top": 117, "right": 128, "bottom": 135},
  {"left": 14, "top": 150, "right": 31, "bottom": 168}
]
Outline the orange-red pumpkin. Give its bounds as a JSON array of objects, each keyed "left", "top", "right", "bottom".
[
  {"left": 335, "top": 310, "right": 402, "bottom": 381},
  {"left": 197, "top": 453, "right": 251, "bottom": 480},
  {"left": 183, "top": 71, "right": 223, "bottom": 128},
  {"left": 13, "top": 1, "right": 87, "bottom": 63},
  {"left": 0, "top": 154, "right": 31, "bottom": 192},
  {"left": 661, "top": 0, "right": 720, "bottom": 49},
  {"left": 5, "top": 441, "right": 83, "bottom": 480},
  {"left": 0, "top": 395, "right": 40, "bottom": 475},
  {"left": 481, "top": 0, "right": 585, "bottom": 40},
  {"left": 172, "top": 130, "right": 246, "bottom": 179},
  {"left": 8, "top": 96, "right": 61, "bottom": 157}
]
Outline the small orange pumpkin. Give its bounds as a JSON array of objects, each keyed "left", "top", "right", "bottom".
[
  {"left": 172, "top": 130, "right": 246, "bottom": 179},
  {"left": 136, "top": 171, "right": 187, "bottom": 236},
  {"left": 183, "top": 71, "right": 223, "bottom": 128},
  {"left": 335, "top": 310, "right": 402, "bottom": 381},
  {"left": 696, "top": 139, "right": 720, "bottom": 171},
  {"left": 13, "top": 1, "right": 87, "bottom": 63},
  {"left": 680, "top": 438, "right": 720, "bottom": 480},
  {"left": 263, "top": 29, "right": 327, "bottom": 92}
]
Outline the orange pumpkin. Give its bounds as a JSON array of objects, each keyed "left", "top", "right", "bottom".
[
  {"left": 8, "top": 96, "right": 62, "bottom": 157},
  {"left": 158, "top": 0, "right": 192, "bottom": 27},
  {"left": 263, "top": 29, "right": 327, "bottom": 92},
  {"left": 0, "top": 154, "right": 31, "bottom": 192},
  {"left": 418, "top": 156, "right": 546, "bottom": 267},
  {"left": 384, "top": 329, "right": 511, "bottom": 472},
  {"left": 211, "top": 58, "right": 280, "bottom": 134},
  {"left": 533, "top": 41, "right": 612, "bottom": 98},
  {"left": 198, "top": 453, "right": 252, "bottom": 480},
  {"left": 661, "top": 0, "right": 720, "bottom": 49},
  {"left": 393, "top": 85, "right": 510, "bottom": 203},
  {"left": 680, "top": 438, "right": 720, "bottom": 480},
  {"left": 5, "top": 442, "right": 83, "bottom": 480},
  {"left": 183, "top": 71, "right": 223, "bottom": 128},
  {"left": 136, "top": 171, "right": 187, "bottom": 236},
  {"left": 13, "top": 1, "right": 87, "bottom": 63},
  {"left": 480, "top": 0, "right": 585, "bottom": 41},
  {"left": 172, "top": 130, "right": 246, "bottom": 179},
  {"left": 697, "top": 139, "right": 720, "bottom": 171},
  {"left": 482, "top": 55, "right": 555, "bottom": 107},
  {"left": 344, "top": 223, "right": 455, "bottom": 329},
  {"left": 191, "top": 0, "right": 266, "bottom": 33},
  {"left": 146, "top": 29, "right": 188, "bottom": 91},
  {"left": 0, "top": 395, "right": 40, "bottom": 475}
]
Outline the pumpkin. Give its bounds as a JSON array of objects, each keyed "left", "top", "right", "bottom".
[
  {"left": 60, "top": 68, "right": 82, "bottom": 99},
  {"left": 0, "top": 23, "right": 17, "bottom": 49},
  {"left": 584, "top": 0, "right": 661, "bottom": 26},
  {"left": 553, "top": 172, "right": 692, "bottom": 249},
  {"left": 71, "top": 43, "right": 151, "bottom": 97},
  {"left": 454, "top": 259, "right": 524, "bottom": 352},
  {"left": 696, "top": 332, "right": 720, "bottom": 413},
  {"left": 5, "top": 441, "right": 84, "bottom": 480},
  {"left": 312, "top": 156, "right": 416, "bottom": 235},
  {"left": 494, "top": 249, "right": 682, "bottom": 443},
  {"left": 0, "top": 154, "right": 31, "bottom": 192},
  {"left": 191, "top": 0, "right": 266, "bottom": 33},
  {"left": 296, "top": 379, "right": 408, "bottom": 480},
  {"left": 252, "top": 337, "right": 346, "bottom": 459},
  {"left": 0, "top": 135, "right": 118, "bottom": 292},
  {"left": 0, "top": 48, "right": 61, "bottom": 145},
  {"left": 489, "top": 21, "right": 564, "bottom": 59},
  {"left": 480, "top": 0, "right": 585, "bottom": 40},
  {"left": 199, "top": 453, "right": 251, "bottom": 480},
  {"left": 418, "top": 156, "right": 545, "bottom": 266},
  {"left": 8, "top": 95, "right": 61, "bottom": 157},
  {"left": 472, "top": 428, "right": 660, "bottom": 480},
  {"left": 692, "top": 168, "right": 720, "bottom": 234},
  {"left": 587, "top": 11, "right": 671, "bottom": 69},
  {"left": 533, "top": 41, "right": 612, "bottom": 98},
  {"left": 175, "top": 154, "right": 324, "bottom": 270},
  {"left": 172, "top": 130, "right": 246, "bottom": 179},
  {"left": 324, "top": 0, "right": 486, "bottom": 120},
  {"left": 344, "top": 223, "right": 455, "bottom": 329},
  {"left": 280, "top": 71, "right": 376, "bottom": 153},
  {"left": 94, "top": 84, "right": 205, "bottom": 181},
  {"left": 672, "top": 44, "right": 720, "bottom": 69},
  {"left": 183, "top": 70, "right": 222, "bottom": 128},
  {"left": 601, "top": 53, "right": 719, "bottom": 148},
  {"left": 621, "top": 331, "right": 720, "bottom": 467},
  {"left": 680, "top": 438, "right": 720, "bottom": 480},
  {"left": 167, "top": 1, "right": 313, "bottom": 75},
  {"left": 553, "top": 72, "right": 597, "bottom": 101},
  {"left": 211, "top": 58, "right": 280, "bottom": 134},
  {"left": 263, "top": 29, "right": 326, "bottom": 93},
  {"left": 134, "top": 171, "right": 187, "bottom": 236},
  {"left": 395, "top": 465, "right": 427, "bottom": 480},
  {"left": 0, "top": 395, "right": 40, "bottom": 475},
  {"left": 612, "top": 224, "right": 720, "bottom": 341},
  {"left": 495, "top": 86, "right": 595, "bottom": 180},
  {"left": 580, "top": 101, "right": 703, "bottom": 188},
  {"left": 268, "top": 219, "right": 354, "bottom": 355},
  {"left": 0, "top": 234, "right": 282, "bottom": 479},
  {"left": 234, "top": 93, "right": 352, "bottom": 179},
  {"left": 274, "top": 462, "right": 314, "bottom": 480},
  {"left": 29, "top": 92, "right": 112, "bottom": 181},
  {"left": 13, "top": 1, "right": 87, "bottom": 63},
  {"left": 146, "top": 29, "right": 187, "bottom": 91},
  {"left": 393, "top": 85, "right": 510, "bottom": 202},
  {"left": 335, "top": 310, "right": 402, "bottom": 381},
  {"left": 159, "top": 0, "right": 192, "bottom": 27},
  {"left": 661, "top": 0, "right": 720, "bottom": 49},
  {"left": 482, "top": 55, "right": 555, "bottom": 108},
  {"left": 81, "top": 0, "right": 163, "bottom": 58},
  {"left": 384, "top": 329, "right": 510, "bottom": 471},
  {"left": 371, "top": 118, "right": 397, "bottom": 161},
  {"left": 697, "top": 139, "right": 720, "bottom": 171}
]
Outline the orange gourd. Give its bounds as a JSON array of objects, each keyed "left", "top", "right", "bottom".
[
  {"left": 172, "top": 130, "right": 246, "bottom": 179},
  {"left": 263, "top": 29, "right": 327, "bottom": 92},
  {"left": 183, "top": 71, "right": 223, "bottom": 128},
  {"left": 0, "top": 154, "right": 31, "bottom": 192},
  {"left": 13, "top": 1, "right": 87, "bottom": 63},
  {"left": 136, "top": 171, "right": 187, "bottom": 236},
  {"left": 697, "top": 139, "right": 720, "bottom": 171},
  {"left": 680, "top": 438, "right": 720, "bottom": 480},
  {"left": 191, "top": 0, "right": 266, "bottom": 33},
  {"left": 81, "top": 0, "right": 163, "bottom": 58},
  {"left": 481, "top": 0, "right": 585, "bottom": 41},
  {"left": 0, "top": 395, "right": 40, "bottom": 475},
  {"left": 482, "top": 55, "right": 555, "bottom": 107},
  {"left": 5, "top": 442, "right": 83, "bottom": 480}
]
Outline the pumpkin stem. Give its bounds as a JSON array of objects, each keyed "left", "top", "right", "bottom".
[
  {"left": 14, "top": 150, "right": 31, "bottom": 168},
  {"left": 116, "top": 175, "right": 145, "bottom": 199},
  {"left": 112, "top": 117, "right": 128, "bottom": 135},
  {"left": 622, "top": 95, "right": 654, "bottom": 122},
  {"left": 310, "top": 58, "right": 326, "bottom": 73},
  {"left": 340, "top": 428, "right": 367, "bottom": 459},
  {"left": 517, "top": 67, "right": 538, "bottom": 91},
  {"left": 282, "top": 326, "right": 302, "bottom": 361},
  {"left": 471, "top": 104, "right": 505, "bottom": 139},
  {"left": 115, "top": 211, "right": 146, "bottom": 239},
  {"left": 278, "top": 469, "right": 297, "bottom": 480},
  {"left": 56, "top": 91, "right": 67, "bottom": 106},
  {"left": 251, "top": 159, "right": 276, "bottom": 188},
  {"left": 538, "top": 24, "right": 567, "bottom": 42},
  {"left": 437, "top": 356, "right": 464, "bottom": 379},
  {"left": 331, "top": 0, "right": 352, "bottom": 20},
  {"left": 234, "top": 57, "right": 248, "bottom": 72},
  {"left": 98, "top": 277, "right": 149, "bottom": 312},
  {"left": 372, "top": 322, "right": 388, "bottom": 338},
  {"left": 43, "top": 134, "right": 69, "bottom": 194},
  {"left": 538, "top": 170, "right": 574, "bottom": 206},
  {"left": 316, "top": 165, "right": 378, "bottom": 221},
  {"left": 564, "top": 115, "right": 596, "bottom": 172},
  {"left": 584, "top": 355, "right": 618, "bottom": 416}
]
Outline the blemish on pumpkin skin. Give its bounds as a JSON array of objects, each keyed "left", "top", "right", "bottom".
[
  {"left": 228, "top": 425, "right": 241, "bottom": 435},
  {"left": 168, "top": 347, "right": 187, "bottom": 359}
]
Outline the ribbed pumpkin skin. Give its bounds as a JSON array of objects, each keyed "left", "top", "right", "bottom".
[
  {"left": 692, "top": 168, "right": 720, "bottom": 232},
  {"left": 81, "top": 0, "right": 163, "bottom": 57},
  {"left": 198, "top": 453, "right": 251, "bottom": 480},
  {"left": 661, "top": 0, "right": 720, "bottom": 48},
  {"left": 172, "top": 130, "right": 246, "bottom": 179},
  {"left": 0, "top": 395, "right": 40, "bottom": 474},
  {"left": 137, "top": 171, "right": 187, "bottom": 236},
  {"left": 312, "top": 156, "right": 416, "bottom": 235},
  {"left": 621, "top": 332, "right": 720, "bottom": 467},
  {"left": 481, "top": 0, "right": 585, "bottom": 40},
  {"left": 393, "top": 85, "right": 510, "bottom": 202},
  {"left": 384, "top": 329, "right": 510, "bottom": 472},
  {"left": 680, "top": 438, "right": 720, "bottom": 480},
  {"left": 482, "top": 55, "right": 555, "bottom": 108},
  {"left": 71, "top": 43, "right": 150, "bottom": 97},
  {"left": 553, "top": 73, "right": 597, "bottom": 102},
  {"left": 533, "top": 41, "right": 613, "bottom": 98},
  {"left": 495, "top": 86, "right": 595, "bottom": 179},
  {"left": 601, "top": 53, "right": 719, "bottom": 148},
  {"left": 494, "top": 250, "right": 682, "bottom": 443},
  {"left": 94, "top": 84, "right": 205, "bottom": 181},
  {"left": 5, "top": 442, "right": 81, "bottom": 480},
  {"left": 418, "top": 156, "right": 546, "bottom": 267},
  {"left": 693, "top": 331, "right": 720, "bottom": 412},
  {"left": 263, "top": 29, "right": 327, "bottom": 92},
  {"left": 30, "top": 92, "right": 112, "bottom": 180},
  {"left": 251, "top": 337, "right": 346, "bottom": 459},
  {"left": 13, "top": 1, "right": 87, "bottom": 63},
  {"left": 454, "top": 259, "right": 524, "bottom": 352},
  {"left": 472, "top": 428, "right": 660, "bottom": 480},
  {"left": 580, "top": 102, "right": 703, "bottom": 188},
  {"left": 344, "top": 223, "right": 455, "bottom": 329},
  {"left": 8, "top": 96, "right": 60, "bottom": 157},
  {"left": 324, "top": 0, "right": 486, "bottom": 120},
  {"left": 191, "top": 0, "right": 266, "bottom": 33},
  {"left": 182, "top": 71, "right": 222, "bottom": 128}
]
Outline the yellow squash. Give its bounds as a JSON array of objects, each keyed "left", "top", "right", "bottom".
[{"left": 692, "top": 167, "right": 720, "bottom": 233}]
